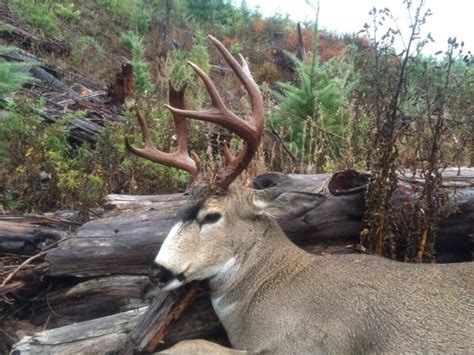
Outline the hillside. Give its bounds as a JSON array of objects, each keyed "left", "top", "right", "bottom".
[{"left": 0, "top": 0, "right": 361, "bottom": 213}]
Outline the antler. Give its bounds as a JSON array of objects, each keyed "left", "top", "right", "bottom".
[
  {"left": 125, "top": 82, "right": 199, "bottom": 177},
  {"left": 165, "top": 35, "right": 264, "bottom": 190},
  {"left": 126, "top": 36, "right": 264, "bottom": 191}
]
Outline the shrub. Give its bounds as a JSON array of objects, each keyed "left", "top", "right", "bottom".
[
  {"left": 0, "top": 20, "right": 13, "bottom": 33},
  {"left": 53, "top": 2, "right": 81, "bottom": 22},
  {"left": 120, "top": 31, "right": 154, "bottom": 93},
  {"left": 98, "top": 0, "right": 150, "bottom": 33},
  {"left": 188, "top": 31, "right": 211, "bottom": 74},
  {"left": 71, "top": 36, "right": 106, "bottom": 68},
  {"left": 131, "top": 4, "right": 150, "bottom": 33},
  {"left": 229, "top": 43, "right": 242, "bottom": 57},
  {"left": 0, "top": 100, "right": 104, "bottom": 218},
  {"left": 257, "top": 62, "right": 280, "bottom": 82},
  {"left": 271, "top": 52, "right": 358, "bottom": 171},
  {"left": 98, "top": 0, "right": 128, "bottom": 15}
]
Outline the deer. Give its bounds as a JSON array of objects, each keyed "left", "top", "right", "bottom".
[{"left": 126, "top": 36, "right": 474, "bottom": 354}]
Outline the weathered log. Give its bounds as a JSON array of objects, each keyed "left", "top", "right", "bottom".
[
  {"left": 31, "top": 67, "right": 80, "bottom": 98},
  {"left": 11, "top": 307, "right": 147, "bottom": 354},
  {"left": 0, "top": 49, "right": 125, "bottom": 146},
  {"left": 10, "top": 292, "right": 224, "bottom": 354},
  {"left": 0, "top": 220, "right": 63, "bottom": 254},
  {"left": 0, "top": 215, "right": 77, "bottom": 254},
  {"left": 1, "top": 50, "right": 78, "bottom": 98},
  {"left": 104, "top": 193, "right": 187, "bottom": 215},
  {"left": 156, "top": 294, "right": 225, "bottom": 350},
  {"left": 25, "top": 276, "right": 152, "bottom": 328},
  {"left": 47, "top": 208, "right": 179, "bottom": 276}
]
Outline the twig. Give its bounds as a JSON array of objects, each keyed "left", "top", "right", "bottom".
[
  {"left": 305, "top": 115, "right": 368, "bottom": 151},
  {"left": 1, "top": 235, "right": 71, "bottom": 287},
  {"left": 56, "top": 90, "right": 107, "bottom": 106},
  {"left": 0, "top": 281, "right": 25, "bottom": 296},
  {"left": 416, "top": 228, "right": 428, "bottom": 262}
]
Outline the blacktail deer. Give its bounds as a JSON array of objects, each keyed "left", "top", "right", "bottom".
[{"left": 126, "top": 36, "right": 473, "bottom": 354}]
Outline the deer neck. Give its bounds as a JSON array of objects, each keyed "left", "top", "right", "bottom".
[{"left": 207, "top": 218, "right": 306, "bottom": 323}]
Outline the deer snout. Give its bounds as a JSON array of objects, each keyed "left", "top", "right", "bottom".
[
  {"left": 149, "top": 263, "right": 173, "bottom": 285},
  {"left": 149, "top": 262, "right": 186, "bottom": 289}
]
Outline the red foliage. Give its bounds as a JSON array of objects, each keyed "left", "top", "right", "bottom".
[
  {"left": 251, "top": 19, "right": 266, "bottom": 36},
  {"left": 283, "top": 28, "right": 347, "bottom": 62},
  {"left": 222, "top": 37, "right": 237, "bottom": 47},
  {"left": 318, "top": 36, "right": 346, "bottom": 61},
  {"left": 284, "top": 28, "right": 313, "bottom": 53}
]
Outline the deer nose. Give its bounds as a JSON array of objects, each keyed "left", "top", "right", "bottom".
[{"left": 149, "top": 263, "right": 174, "bottom": 285}]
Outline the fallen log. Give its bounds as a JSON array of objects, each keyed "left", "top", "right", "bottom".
[
  {"left": 10, "top": 291, "right": 224, "bottom": 354},
  {"left": 0, "top": 220, "right": 63, "bottom": 254},
  {"left": 0, "top": 49, "right": 125, "bottom": 146},
  {"left": 25, "top": 275, "right": 152, "bottom": 328},
  {"left": 0, "top": 215, "right": 76, "bottom": 254},
  {"left": 11, "top": 307, "right": 147, "bottom": 354}
]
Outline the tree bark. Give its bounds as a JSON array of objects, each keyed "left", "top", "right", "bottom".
[
  {"left": 11, "top": 307, "right": 147, "bottom": 354},
  {"left": 119, "top": 282, "right": 202, "bottom": 354},
  {"left": 110, "top": 63, "right": 134, "bottom": 105}
]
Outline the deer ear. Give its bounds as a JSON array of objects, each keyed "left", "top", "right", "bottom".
[{"left": 252, "top": 188, "right": 326, "bottom": 220}]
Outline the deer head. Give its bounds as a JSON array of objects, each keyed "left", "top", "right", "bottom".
[{"left": 126, "top": 36, "right": 325, "bottom": 291}]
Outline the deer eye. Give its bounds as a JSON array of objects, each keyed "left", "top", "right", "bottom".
[{"left": 202, "top": 213, "right": 222, "bottom": 225}]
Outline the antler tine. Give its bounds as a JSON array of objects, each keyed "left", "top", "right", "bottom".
[
  {"left": 165, "top": 36, "right": 265, "bottom": 191},
  {"left": 125, "top": 84, "right": 198, "bottom": 177},
  {"left": 208, "top": 35, "right": 264, "bottom": 131},
  {"left": 165, "top": 62, "right": 256, "bottom": 141},
  {"left": 169, "top": 82, "right": 189, "bottom": 155}
]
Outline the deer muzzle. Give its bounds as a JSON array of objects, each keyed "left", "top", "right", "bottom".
[{"left": 149, "top": 262, "right": 186, "bottom": 289}]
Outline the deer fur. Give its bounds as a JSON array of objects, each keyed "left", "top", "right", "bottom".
[{"left": 152, "top": 185, "right": 473, "bottom": 354}]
